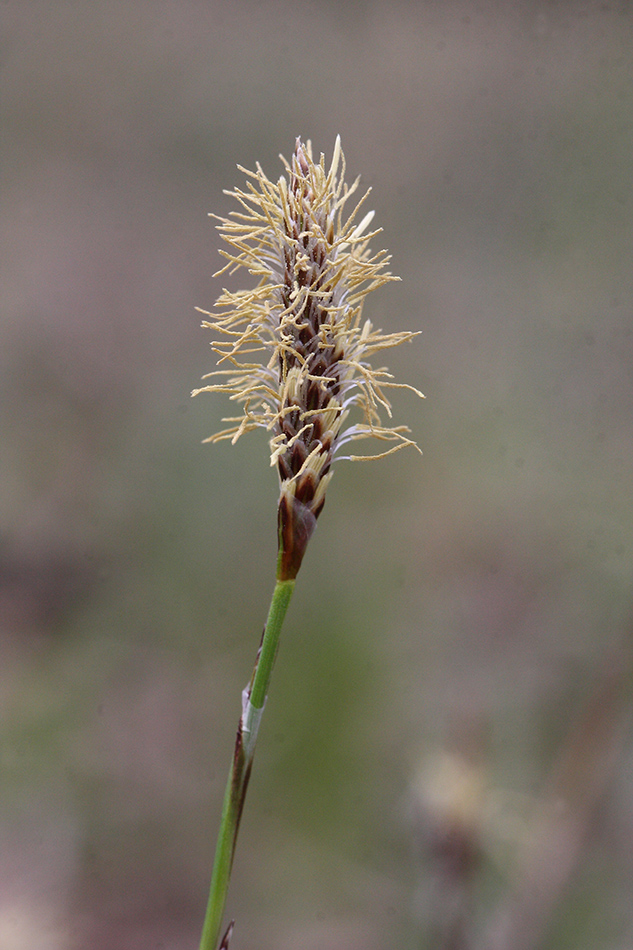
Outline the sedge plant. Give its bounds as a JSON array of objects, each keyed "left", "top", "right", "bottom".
[{"left": 193, "top": 136, "right": 423, "bottom": 949}]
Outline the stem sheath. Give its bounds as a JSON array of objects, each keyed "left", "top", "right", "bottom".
[{"left": 199, "top": 578, "right": 295, "bottom": 950}]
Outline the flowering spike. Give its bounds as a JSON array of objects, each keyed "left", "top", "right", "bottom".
[{"left": 193, "top": 137, "right": 423, "bottom": 579}]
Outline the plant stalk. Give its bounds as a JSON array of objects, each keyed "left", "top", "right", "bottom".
[{"left": 199, "top": 577, "right": 295, "bottom": 950}]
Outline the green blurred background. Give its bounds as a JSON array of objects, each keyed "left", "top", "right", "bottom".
[{"left": 2, "top": 2, "right": 633, "bottom": 948}]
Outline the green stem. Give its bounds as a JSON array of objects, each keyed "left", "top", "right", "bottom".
[{"left": 199, "top": 578, "right": 295, "bottom": 950}]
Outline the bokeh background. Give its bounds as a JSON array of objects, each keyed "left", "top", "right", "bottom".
[{"left": 2, "top": 2, "right": 633, "bottom": 948}]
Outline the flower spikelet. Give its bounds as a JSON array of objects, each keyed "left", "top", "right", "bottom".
[{"left": 194, "top": 136, "right": 423, "bottom": 579}]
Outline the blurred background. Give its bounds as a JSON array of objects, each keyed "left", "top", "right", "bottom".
[{"left": 2, "top": 2, "right": 633, "bottom": 948}]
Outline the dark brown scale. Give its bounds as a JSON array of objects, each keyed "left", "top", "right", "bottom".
[
  {"left": 307, "top": 439, "right": 323, "bottom": 457},
  {"left": 282, "top": 427, "right": 297, "bottom": 450},
  {"left": 320, "top": 433, "right": 332, "bottom": 452},
  {"left": 305, "top": 382, "right": 320, "bottom": 413},
  {"left": 310, "top": 357, "right": 327, "bottom": 377},
  {"left": 277, "top": 491, "right": 316, "bottom": 581},
  {"left": 291, "top": 439, "right": 309, "bottom": 469},
  {"left": 284, "top": 408, "right": 300, "bottom": 433},
  {"left": 310, "top": 417, "right": 324, "bottom": 442},
  {"left": 277, "top": 453, "right": 293, "bottom": 481},
  {"left": 312, "top": 496, "right": 326, "bottom": 520},
  {"left": 294, "top": 473, "right": 317, "bottom": 505}
]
